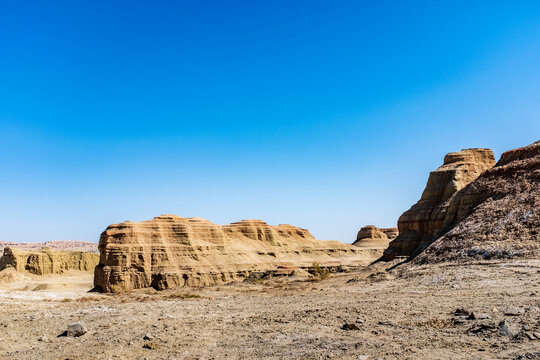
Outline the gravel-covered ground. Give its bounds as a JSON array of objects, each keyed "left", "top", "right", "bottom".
[{"left": 0, "top": 260, "right": 539, "bottom": 359}]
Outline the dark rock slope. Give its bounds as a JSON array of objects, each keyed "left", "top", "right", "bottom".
[
  {"left": 414, "top": 140, "right": 539, "bottom": 263},
  {"left": 383, "top": 148, "right": 496, "bottom": 260}
]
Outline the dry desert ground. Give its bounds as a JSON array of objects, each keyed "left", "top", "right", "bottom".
[{"left": 0, "top": 260, "right": 539, "bottom": 360}]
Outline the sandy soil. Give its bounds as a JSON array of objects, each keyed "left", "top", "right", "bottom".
[
  {"left": 0, "top": 269, "right": 94, "bottom": 299},
  {"left": 0, "top": 261, "right": 539, "bottom": 359}
]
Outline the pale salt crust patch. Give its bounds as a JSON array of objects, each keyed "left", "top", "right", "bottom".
[{"left": 0, "top": 290, "right": 83, "bottom": 301}]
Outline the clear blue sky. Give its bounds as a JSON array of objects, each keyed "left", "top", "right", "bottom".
[{"left": 1, "top": 1, "right": 539, "bottom": 243}]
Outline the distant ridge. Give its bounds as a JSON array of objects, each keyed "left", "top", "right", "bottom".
[{"left": 0, "top": 241, "right": 98, "bottom": 254}]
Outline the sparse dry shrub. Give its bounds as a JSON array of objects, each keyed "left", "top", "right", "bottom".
[
  {"left": 167, "top": 292, "right": 201, "bottom": 300},
  {"left": 77, "top": 296, "right": 99, "bottom": 302},
  {"left": 309, "top": 262, "right": 331, "bottom": 280}
]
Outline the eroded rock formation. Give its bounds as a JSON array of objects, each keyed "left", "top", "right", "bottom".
[
  {"left": 0, "top": 247, "right": 99, "bottom": 275},
  {"left": 94, "top": 215, "right": 375, "bottom": 292},
  {"left": 380, "top": 228, "right": 399, "bottom": 239},
  {"left": 414, "top": 140, "right": 539, "bottom": 263},
  {"left": 383, "top": 148, "right": 496, "bottom": 260},
  {"left": 352, "top": 225, "right": 393, "bottom": 250}
]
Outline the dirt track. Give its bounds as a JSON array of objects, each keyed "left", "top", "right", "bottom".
[{"left": 0, "top": 260, "right": 539, "bottom": 359}]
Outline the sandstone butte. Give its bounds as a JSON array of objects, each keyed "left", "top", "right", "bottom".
[
  {"left": 94, "top": 216, "right": 378, "bottom": 292},
  {"left": 352, "top": 225, "right": 398, "bottom": 250},
  {"left": 383, "top": 148, "right": 496, "bottom": 260},
  {"left": 0, "top": 247, "right": 99, "bottom": 275},
  {"left": 413, "top": 140, "right": 539, "bottom": 263}
]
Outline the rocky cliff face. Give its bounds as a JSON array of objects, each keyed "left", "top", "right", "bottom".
[
  {"left": 383, "top": 148, "right": 496, "bottom": 260},
  {"left": 0, "top": 247, "right": 99, "bottom": 275},
  {"left": 94, "top": 215, "right": 374, "bottom": 292},
  {"left": 414, "top": 140, "right": 539, "bottom": 263}
]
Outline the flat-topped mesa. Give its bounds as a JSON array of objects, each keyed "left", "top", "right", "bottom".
[
  {"left": 94, "top": 215, "right": 372, "bottom": 292},
  {"left": 383, "top": 148, "right": 496, "bottom": 260},
  {"left": 0, "top": 247, "right": 99, "bottom": 275}
]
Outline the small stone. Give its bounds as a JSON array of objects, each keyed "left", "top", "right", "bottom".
[
  {"left": 342, "top": 323, "right": 360, "bottom": 331},
  {"left": 468, "top": 322, "right": 496, "bottom": 334},
  {"left": 67, "top": 322, "right": 87, "bottom": 337},
  {"left": 454, "top": 308, "right": 470, "bottom": 317},
  {"left": 37, "top": 336, "right": 48, "bottom": 342},
  {"left": 143, "top": 333, "right": 154, "bottom": 340},
  {"left": 143, "top": 342, "right": 160, "bottom": 350},
  {"left": 470, "top": 312, "right": 491, "bottom": 320},
  {"left": 498, "top": 320, "right": 518, "bottom": 337},
  {"left": 355, "top": 318, "right": 364, "bottom": 324},
  {"left": 525, "top": 332, "right": 537, "bottom": 341},
  {"left": 503, "top": 306, "right": 524, "bottom": 316}
]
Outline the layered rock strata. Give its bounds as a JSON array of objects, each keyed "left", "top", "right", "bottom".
[
  {"left": 0, "top": 247, "right": 99, "bottom": 275},
  {"left": 352, "top": 225, "right": 393, "bottom": 249},
  {"left": 383, "top": 148, "right": 496, "bottom": 260},
  {"left": 414, "top": 140, "right": 539, "bottom": 263},
  {"left": 94, "top": 216, "right": 374, "bottom": 292}
]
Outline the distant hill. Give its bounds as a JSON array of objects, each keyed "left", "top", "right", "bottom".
[{"left": 0, "top": 240, "right": 98, "bottom": 254}]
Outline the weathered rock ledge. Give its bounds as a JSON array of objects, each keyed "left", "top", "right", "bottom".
[
  {"left": 0, "top": 247, "right": 99, "bottom": 275},
  {"left": 94, "top": 215, "right": 375, "bottom": 292},
  {"left": 414, "top": 140, "right": 539, "bottom": 263}
]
